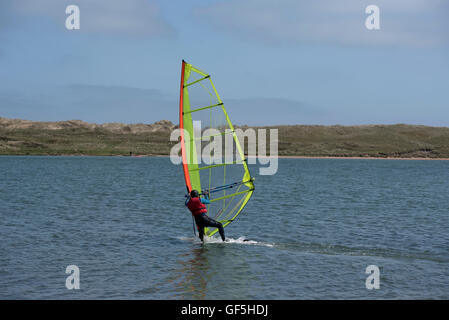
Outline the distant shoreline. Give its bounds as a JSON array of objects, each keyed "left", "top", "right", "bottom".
[
  {"left": 1, "top": 154, "right": 448, "bottom": 160},
  {"left": 2, "top": 117, "right": 449, "bottom": 158},
  {"left": 275, "top": 155, "right": 449, "bottom": 160}
]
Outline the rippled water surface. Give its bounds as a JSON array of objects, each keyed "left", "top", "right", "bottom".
[{"left": 1, "top": 156, "right": 448, "bottom": 299}]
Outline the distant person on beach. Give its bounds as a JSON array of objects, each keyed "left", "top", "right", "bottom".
[{"left": 185, "top": 189, "right": 225, "bottom": 242}]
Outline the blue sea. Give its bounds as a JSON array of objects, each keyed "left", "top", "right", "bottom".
[{"left": 1, "top": 156, "right": 448, "bottom": 299}]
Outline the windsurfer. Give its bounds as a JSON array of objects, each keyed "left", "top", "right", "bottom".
[{"left": 185, "top": 189, "right": 226, "bottom": 242}]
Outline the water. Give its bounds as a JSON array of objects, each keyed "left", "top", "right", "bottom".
[{"left": 1, "top": 156, "right": 448, "bottom": 299}]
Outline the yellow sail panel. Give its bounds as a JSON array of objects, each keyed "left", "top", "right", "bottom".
[{"left": 179, "top": 60, "right": 255, "bottom": 237}]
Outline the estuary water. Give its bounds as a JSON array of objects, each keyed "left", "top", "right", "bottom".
[{"left": 1, "top": 156, "right": 448, "bottom": 299}]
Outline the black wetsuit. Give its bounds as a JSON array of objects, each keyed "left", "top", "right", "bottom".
[{"left": 194, "top": 213, "right": 225, "bottom": 242}]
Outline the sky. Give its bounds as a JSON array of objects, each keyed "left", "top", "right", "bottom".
[{"left": 0, "top": 0, "right": 448, "bottom": 126}]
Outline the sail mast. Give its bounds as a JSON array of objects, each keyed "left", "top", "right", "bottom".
[{"left": 179, "top": 60, "right": 191, "bottom": 193}]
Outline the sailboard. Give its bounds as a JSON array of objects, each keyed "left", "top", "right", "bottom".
[{"left": 179, "top": 60, "right": 255, "bottom": 237}]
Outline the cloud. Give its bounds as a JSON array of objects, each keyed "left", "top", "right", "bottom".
[
  {"left": 11, "top": 0, "right": 175, "bottom": 37},
  {"left": 194, "top": 0, "right": 449, "bottom": 47},
  {"left": 0, "top": 84, "right": 177, "bottom": 124},
  {"left": 0, "top": 84, "right": 324, "bottom": 125},
  {"left": 2, "top": 85, "right": 448, "bottom": 126}
]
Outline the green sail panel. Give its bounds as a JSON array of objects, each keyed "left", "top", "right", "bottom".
[{"left": 179, "top": 60, "right": 255, "bottom": 237}]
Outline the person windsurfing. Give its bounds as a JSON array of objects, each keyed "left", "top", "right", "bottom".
[{"left": 185, "top": 189, "right": 225, "bottom": 242}]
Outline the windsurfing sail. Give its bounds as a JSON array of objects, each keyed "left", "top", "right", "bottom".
[{"left": 179, "top": 60, "right": 255, "bottom": 237}]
